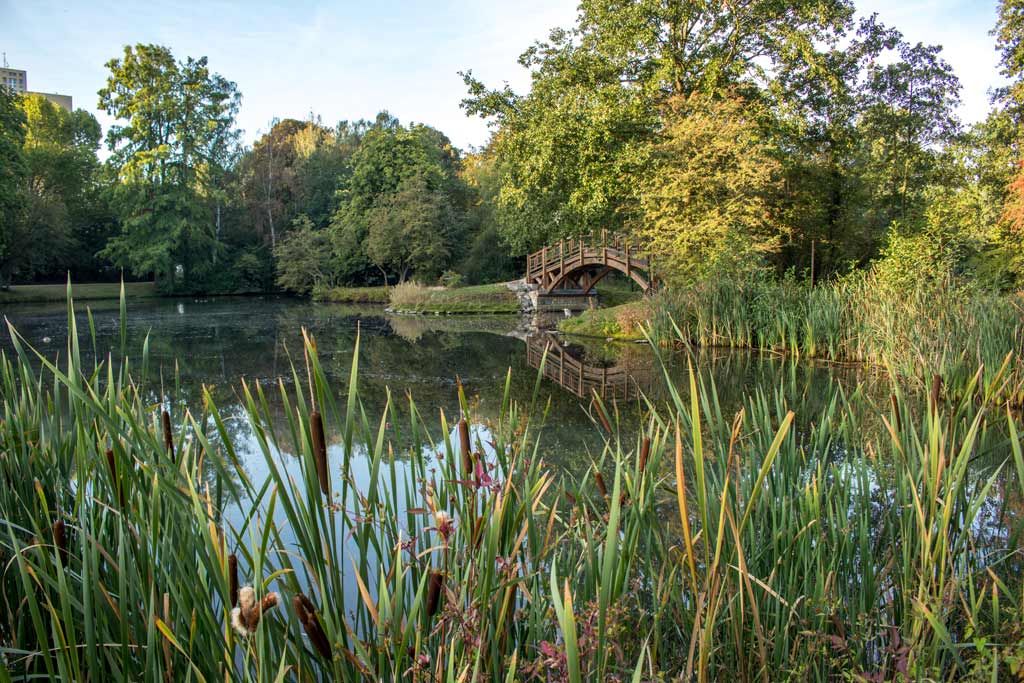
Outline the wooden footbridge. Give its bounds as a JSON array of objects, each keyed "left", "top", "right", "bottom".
[
  {"left": 526, "top": 231, "right": 654, "bottom": 295},
  {"left": 525, "top": 333, "right": 649, "bottom": 401}
]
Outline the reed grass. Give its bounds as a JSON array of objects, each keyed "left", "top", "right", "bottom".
[
  {"left": 0, "top": 284, "right": 1022, "bottom": 681},
  {"left": 655, "top": 272, "right": 1024, "bottom": 405}
]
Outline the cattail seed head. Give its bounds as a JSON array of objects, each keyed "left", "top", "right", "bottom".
[
  {"left": 294, "top": 593, "right": 332, "bottom": 660},
  {"left": 458, "top": 419, "right": 472, "bottom": 475},
  {"left": 53, "top": 518, "right": 68, "bottom": 565},
  {"left": 931, "top": 375, "right": 943, "bottom": 412},
  {"left": 230, "top": 586, "right": 279, "bottom": 636},
  {"left": 594, "top": 471, "right": 608, "bottom": 498},
  {"left": 426, "top": 570, "right": 445, "bottom": 618},
  {"left": 638, "top": 437, "right": 651, "bottom": 474},
  {"left": 161, "top": 410, "right": 174, "bottom": 459},
  {"left": 889, "top": 394, "right": 902, "bottom": 432},
  {"left": 228, "top": 554, "right": 238, "bottom": 607},
  {"left": 310, "top": 410, "right": 329, "bottom": 496},
  {"left": 106, "top": 448, "right": 125, "bottom": 507}
]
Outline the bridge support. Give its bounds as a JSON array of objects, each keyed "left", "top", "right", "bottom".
[{"left": 525, "top": 232, "right": 654, "bottom": 297}]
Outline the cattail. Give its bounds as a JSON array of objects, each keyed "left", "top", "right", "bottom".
[
  {"left": 105, "top": 448, "right": 116, "bottom": 481},
  {"left": 931, "top": 375, "right": 943, "bottom": 412},
  {"left": 53, "top": 518, "right": 68, "bottom": 565},
  {"left": 228, "top": 554, "right": 239, "bottom": 607},
  {"left": 294, "top": 593, "right": 332, "bottom": 659},
  {"left": 310, "top": 410, "right": 329, "bottom": 496},
  {"left": 161, "top": 410, "right": 174, "bottom": 459},
  {"left": 231, "top": 586, "right": 279, "bottom": 636},
  {"left": 594, "top": 471, "right": 608, "bottom": 498},
  {"left": 458, "top": 419, "right": 472, "bottom": 475},
  {"left": 638, "top": 437, "right": 651, "bottom": 474},
  {"left": 106, "top": 448, "right": 125, "bottom": 507},
  {"left": 593, "top": 400, "right": 612, "bottom": 433},
  {"left": 889, "top": 394, "right": 902, "bottom": 432},
  {"left": 426, "top": 570, "right": 445, "bottom": 619}
]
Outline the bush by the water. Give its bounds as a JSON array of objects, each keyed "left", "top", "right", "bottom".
[{"left": 2, "top": 295, "right": 1024, "bottom": 680}]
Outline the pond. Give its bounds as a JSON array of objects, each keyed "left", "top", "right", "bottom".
[{"left": 1, "top": 295, "right": 893, "bottom": 483}]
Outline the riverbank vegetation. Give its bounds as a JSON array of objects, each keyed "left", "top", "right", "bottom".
[
  {"left": 2, "top": 296, "right": 1023, "bottom": 680},
  {"left": 563, "top": 273, "right": 1024, "bottom": 402},
  {"left": 312, "top": 285, "right": 391, "bottom": 304},
  {"left": 0, "top": 281, "right": 157, "bottom": 303},
  {"left": 387, "top": 281, "right": 519, "bottom": 314}
]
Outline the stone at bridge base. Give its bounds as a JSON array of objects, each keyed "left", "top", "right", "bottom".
[{"left": 506, "top": 280, "right": 600, "bottom": 313}]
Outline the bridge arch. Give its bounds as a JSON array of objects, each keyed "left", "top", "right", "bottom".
[{"left": 525, "top": 231, "right": 654, "bottom": 295}]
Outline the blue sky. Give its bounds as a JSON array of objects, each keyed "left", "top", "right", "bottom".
[{"left": 0, "top": 0, "right": 1005, "bottom": 151}]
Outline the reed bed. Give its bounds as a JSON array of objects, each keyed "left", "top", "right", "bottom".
[
  {"left": 0, "top": 285, "right": 1023, "bottom": 681},
  {"left": 656, "top": 273, "right": 1024, "bottom": 405}
]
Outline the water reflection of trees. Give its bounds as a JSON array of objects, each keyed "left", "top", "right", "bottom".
[{"left": 4, "top": 297, "right": 911, "bottom": 484}]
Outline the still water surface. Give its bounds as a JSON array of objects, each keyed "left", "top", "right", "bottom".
[{"left": 1, "top": 296, "right": 894, "bottom": 475}]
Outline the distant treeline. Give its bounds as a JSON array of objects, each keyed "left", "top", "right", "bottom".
[
  {"left": 0, "top": 47, "right": 516, "bottom": 294},
  {"left": 2, "top": 0, "right": 1024, "bottom": 296}
]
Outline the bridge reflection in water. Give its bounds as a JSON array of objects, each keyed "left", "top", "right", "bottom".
[{"left": 525, "top": 333, "right": 654, "bottom": 401}]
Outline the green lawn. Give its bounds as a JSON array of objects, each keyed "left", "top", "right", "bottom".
[
  {"left": 388, "top": 282, "right": 520, "bottom": 314},
  {"left": 0, "top": 282, "right": 158, "bottom": 304},
  {"left": 557, "top": 300, "right": 652, "bottom": 340},
  {"left": 314, "top": 285, "right": 391, "bottom": 304}
]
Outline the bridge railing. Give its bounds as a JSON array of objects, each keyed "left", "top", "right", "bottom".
[{"left": 525, "top": 230, "right": 651, "bottom": 286}]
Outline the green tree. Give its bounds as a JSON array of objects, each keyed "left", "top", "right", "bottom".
[
  {"left": 16, "top": 94, "right": 107, "bottom": 281},
  {"left": 98, "top": 44, "right": 240, "bottom": 289},
  {"left": 462, "top": 0, "right": 854, "bottom": 252},
  {"left": 634, "top": 94, "right": 783, "bottom": 285},
  {"left": 0, "top": 88, "right": 27, "bottom": 287},
  {"left": 365, "top": 171, "right": 455, "bottom": 283},
  {"left": 273, "top": 214, "right": 336, "bottom": 295},
  {"left": 328, "top": 117, "right": 466, "bottom": 284}
]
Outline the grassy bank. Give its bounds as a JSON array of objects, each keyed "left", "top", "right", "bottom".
[
  {"left": 558, "top": 299, "right": 652, "bottom": 339},
  {"left": 562, "top": 274, "right": 1024, "bottom": 403},
  {"left": 313, "top": 285, "right": 391, "bottom": 304},
  {"left": 0, "top": 281, "right": 157, "bottom": 303},
  {"left": 1, "top": 294, "right": 1023, "bottom": 680},
  {"left": 388, "top": 281, "right": 519, "bottom": 314}
]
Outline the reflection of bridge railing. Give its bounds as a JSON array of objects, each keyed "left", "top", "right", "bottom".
[{"left": 525, "top": 335, "right": 647, "bottom": 401}]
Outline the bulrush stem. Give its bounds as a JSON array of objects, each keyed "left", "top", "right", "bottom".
[
  {"left": 426, "top": 569, "right": 445, "bottom": 619},
  {"left": 228, "top": 554, "right": 238, "bottom": 607},
  {"left": 52, "top": 518, "right": 68, "bottom": 565},
  {"left": 310, "top": 410, "right": 329, "bottom": 496},
  {"left": 458, "top": 418, "right": 473, "bottom": 476},
  {"left": 161, "top": 410, "right": 174, "bottom": 459},
  {"left": 294, "top": 593, "right": 332, "bottom": 660},
  {"left": 639, "top": 437, "right": 651, "bottom": 474}
]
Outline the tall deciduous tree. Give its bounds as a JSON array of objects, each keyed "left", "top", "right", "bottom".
[
  {"left": 635, "top": 94, "right": 783, "bottom": 285},
  {"left": 462, "top": 0, "right": 854, "bottom": 253},
  {"left": 17, "top": 94, "right": 107, "bottom": 280},
  {"left": 98, "top": 44, "right": 240, "bottom": 288},
  {"left": 0, "top": 88, "right": 26, "bottom": 287}
]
